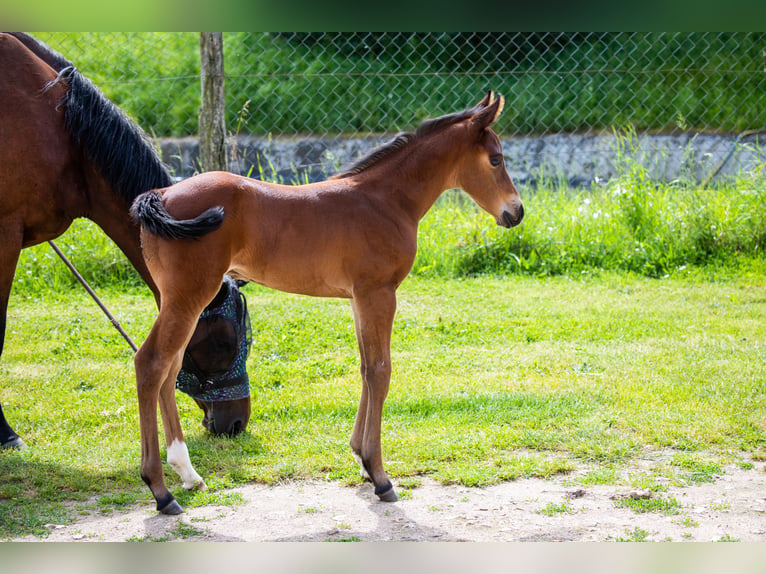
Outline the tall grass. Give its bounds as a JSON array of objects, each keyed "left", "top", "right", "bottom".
[
  {"left": 414, "top": 132, "right": 766, "bottom": 278},
  {"left": 13, "top": 222, "right": 144, "bottom": 296},
  {"left": 12, "top": 130, "right": 766, "bottom": 294}
]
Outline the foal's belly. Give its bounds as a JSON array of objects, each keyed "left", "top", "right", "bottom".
[{"left": 229, "top": 264, "right": 353, "bottom": 300}]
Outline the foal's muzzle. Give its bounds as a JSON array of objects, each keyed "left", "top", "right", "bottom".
[{"left": 500, "top": 204, "right": 524, "bottom": 228}]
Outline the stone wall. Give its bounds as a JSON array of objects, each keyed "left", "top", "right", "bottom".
[{"left": 158, "top": 132, "right": 766, "bottom": 187}]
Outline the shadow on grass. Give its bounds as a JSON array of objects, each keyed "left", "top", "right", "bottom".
[
  {"left": 0, "top": 431, "right": 266, "bottom": 539},
  {"left": 0, "top": 451, "right": 145, "bottom": 539}
]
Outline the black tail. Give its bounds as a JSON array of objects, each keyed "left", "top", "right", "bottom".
[{"left": 130, "top": 191, "right": 224, "bottom": 240}]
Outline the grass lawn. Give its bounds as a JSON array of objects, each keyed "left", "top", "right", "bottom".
[{"left": 1, "top": 270, "right": 765, "bottom": 538}]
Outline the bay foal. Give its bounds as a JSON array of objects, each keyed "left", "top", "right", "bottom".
[{"left": 131, "top": 92, "right": 524, "bottom": 514}]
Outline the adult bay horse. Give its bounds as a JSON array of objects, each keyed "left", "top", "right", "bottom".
[
  {"left": 0, "top": 32, "right": 249, "bottom": 448},
  {"left": 130, "top": 91, "right": 524, "bottom": 514}
]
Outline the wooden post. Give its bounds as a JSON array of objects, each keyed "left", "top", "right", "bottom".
[{"left": 199, "top": 32, "right": 227, "bottom": 172}]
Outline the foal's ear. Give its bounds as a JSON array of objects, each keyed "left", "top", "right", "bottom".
[
  {"left": 476, "top": 90, "right": 495, "bottom": 108},
  {"left": 471, "top": 94, "right": 504, "bottom": 130}
]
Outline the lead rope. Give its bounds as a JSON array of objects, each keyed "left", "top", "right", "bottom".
[{"left": 47, "top": 240, "right": 138, "bottom": 352}]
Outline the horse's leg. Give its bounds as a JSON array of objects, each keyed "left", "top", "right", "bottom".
[
  {"left": 0, "top": 239, "right": 25, "bottom": 450},
  {"left": 158, "top": 354, "right": 206, "bottom": 491},
  {"left": 134, "top": 305, "right": 206, "bottom": 515},
  {"left": 350, "top": 286, "right": 398, "bottom": 502}
]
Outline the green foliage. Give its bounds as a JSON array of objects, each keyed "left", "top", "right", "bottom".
[
  {"left": 615, "top": 527, "right": 650, "bottom": 542},
  {"left": 15, "top": 220, "right": 145, "bottom": 294},
  {"left": 32, "top": 33, "right": 766, "bottom": 137},
  {"left": 614, "top": 495, "right": 682, "bottom": 515},
  {"left": 415, "top": 131, "right": 766, "bottom": 279},
  {"left": 538, "top": 501, "right": 576, "bottom": 516},
  {"left": 671, "top": 454, "right": 723, "bottom": 485}
]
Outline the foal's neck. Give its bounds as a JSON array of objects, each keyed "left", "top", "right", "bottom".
[{"left": 370, "top": 132, "right": 464, "bottom": 223}]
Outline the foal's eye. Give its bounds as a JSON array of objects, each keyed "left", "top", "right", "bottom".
[{"left": 489, "top": 155, "right": 504, "bottom": 167}]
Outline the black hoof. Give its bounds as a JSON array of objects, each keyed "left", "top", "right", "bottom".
[
  {"left": 158, "top": 499, "right": 184, "bottom": 515},
  {"left": 1, "top": 436, "right": 26, "bottom": 450},
  {"left": 376, "top": 486, "right": 398, "bottom": 502}
]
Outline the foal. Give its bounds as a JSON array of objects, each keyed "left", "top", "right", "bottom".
[{"left": 131, "top": 92, "right": 523, "bottom": 514}]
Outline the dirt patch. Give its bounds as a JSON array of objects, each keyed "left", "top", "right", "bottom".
[{"left": 15, "top": 461, "right": 766, "bottom": 542}]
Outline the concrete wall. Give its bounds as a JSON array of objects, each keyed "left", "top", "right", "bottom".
[{"left": 159, "top": 132, "right": 766, "bottom": 187}]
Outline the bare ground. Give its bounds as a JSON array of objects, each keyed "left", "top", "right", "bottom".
[{"left": 15, "top": 458, "right": 766, "bottom": 543}]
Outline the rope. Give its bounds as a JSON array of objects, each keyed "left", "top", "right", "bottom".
[{"left": 47, "top": 240, "right": 138, "bottom": 352}]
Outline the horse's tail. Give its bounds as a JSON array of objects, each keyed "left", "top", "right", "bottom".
[{"left": 130, "top": 191, "right": 224, "bottom": 240}]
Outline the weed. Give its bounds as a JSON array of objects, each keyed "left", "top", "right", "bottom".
[
  {"left": 671, "top": 454, "right": 723, "bottom": 485},
  {"left": 326, "top": 536, "right": 362, "bottom": 542},
  {"left": 615, "top": 527, "right": 649, "bottom": 542},
  {"left": 614, "top": 496, "right": 681, "bottom": 515},
  {"left": 538, "top": 501, "right": 575, "bottom": 516},
  {"left": 172, "top": 521, "right": 206, "bottom": 539}
]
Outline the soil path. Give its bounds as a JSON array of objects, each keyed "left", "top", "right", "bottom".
[{"left": 16, "top": 463, "right": 766, "bottom": 542}]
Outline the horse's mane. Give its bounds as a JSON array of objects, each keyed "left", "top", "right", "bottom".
[
  {"left": 333, "top": 105, "right": 480, "bottom": 179},
  {"left": 23, "top": 35, "right": 174, "bottom": 204}
]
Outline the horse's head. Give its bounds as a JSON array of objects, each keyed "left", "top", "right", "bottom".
[
  {"left": 176, "top": 276, "right": 252, "bottom": 436},
  {"left": 453, "top": 92, "right": 524, "bottom": 228}
]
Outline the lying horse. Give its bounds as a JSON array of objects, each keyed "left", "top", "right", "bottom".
[
  {"left": 0, "top": 32, "right": 250, "bottom": 445},
  {"left": 131, "top": 92, "right": 524, "bottom": 514}
]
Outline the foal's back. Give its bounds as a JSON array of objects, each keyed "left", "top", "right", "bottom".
[{"left": 153, "top": 172, "right": 417, "bottom": 299}]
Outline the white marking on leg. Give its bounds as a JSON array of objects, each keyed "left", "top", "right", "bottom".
[
  {"left": 167, "top": 439, "right": 206, "bottom": 490},
  {"left": 353, "top": 452, "right": 371, "bottom": 480}
]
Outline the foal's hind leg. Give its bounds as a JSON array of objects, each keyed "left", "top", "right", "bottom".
[
  {"left": 135, "top": 302, "right": 210, "bottom": 514},
  {"left": 158, "top": 354, "right": 205, "bottom": 491},
  {"left": 350, "top": 286, "right": 398, "bottom": 502}
]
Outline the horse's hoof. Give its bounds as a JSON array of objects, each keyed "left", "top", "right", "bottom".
[
  {"left": 376, "top": 486, "right": 398, "bottom": 503},
  {"left": 158, "top": 499, "right": 184, "bottom": 515},
  {"left": 1, "top": 436, "right": 26, "bottom": 450}
]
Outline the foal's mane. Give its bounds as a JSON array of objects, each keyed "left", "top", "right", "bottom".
[
  {"left": 333, "top": 105, "right": 480, "bottom": 179},
  {"left": 16, "top": 33, "right": 174, "bottom": 204}
]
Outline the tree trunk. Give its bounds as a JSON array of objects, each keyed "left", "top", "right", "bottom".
[{"left": 199, "top": 32, "right": 227, "bottom": 172}]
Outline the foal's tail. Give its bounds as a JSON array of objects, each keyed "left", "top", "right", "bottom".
[{"left": 130, "top": 191, "right": 224, "bottom": 240}]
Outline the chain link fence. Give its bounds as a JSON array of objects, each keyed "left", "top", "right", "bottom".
[{"left": 35, "top": 32, "right": 766, "bottom": 185}]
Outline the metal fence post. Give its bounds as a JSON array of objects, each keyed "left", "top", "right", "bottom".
[{"left": 199, "top": 32, "right": 227, "bottom": 172}]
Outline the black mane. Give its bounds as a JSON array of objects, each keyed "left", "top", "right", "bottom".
[
  {"left": 29, "top": 36, "right": 173, "bottom": 204},
  {"left": 333, "top": 105, "right": 480, "bottom": 179}
]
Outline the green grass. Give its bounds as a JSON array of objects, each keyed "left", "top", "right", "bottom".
[
  {"left": 614, "top": 495, "right": 682, "bottom": 515},
  {"left": 538, "top": 501, "right": 576, "bottom": 516},
  {"left": 416, "top": 148, "right": 766, "bottom": 278},
  {"left": 2, "top": 268, "right": 766, "bottom": 538}
]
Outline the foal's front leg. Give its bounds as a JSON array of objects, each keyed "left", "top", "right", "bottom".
[{"left": 350, "top": 287, "right": 397, "bottom": 502}]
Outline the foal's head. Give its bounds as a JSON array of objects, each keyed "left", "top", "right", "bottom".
[{"left": 451, "top": 92, "right": 524, "bottom": 228}]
